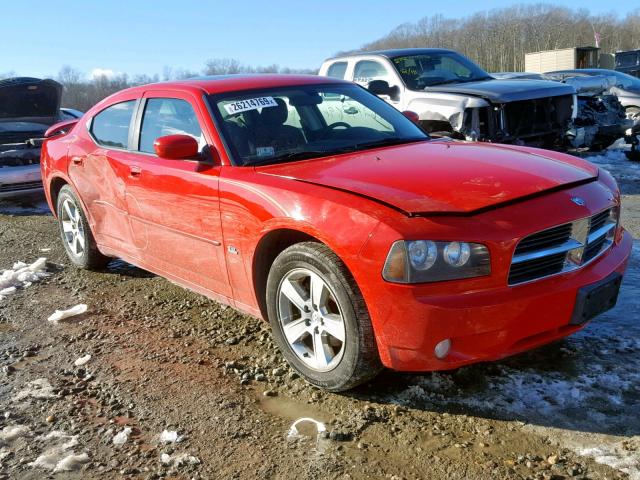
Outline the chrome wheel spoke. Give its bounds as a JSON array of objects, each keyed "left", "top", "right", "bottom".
[
  {"left": 312, "top": 331, "right": 332, "bottom": 368},
  {"left": 76, "top": 231, "right": 85, "bottom": 250},
  {"left": 283, "top": 318, "right": 309, "bottom": 344},
  {"left": 63, "top": 200, "right": 75, "bottom": 222},
  {"left": 62, "top": 220, "right": 74, "bottom": 233},
  {"left": 310, "top": 272, "right": 327, "bottom": 311},
  {"left": 280, "top": 278, "right": 307, "bottom": 312},
  {"left": 322, "top": 313, "right": 345, "bottom": 342}
]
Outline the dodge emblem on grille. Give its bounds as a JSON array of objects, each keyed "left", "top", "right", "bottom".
[{"left": 571, "top": 197, "right": 585, "bottom": 206}]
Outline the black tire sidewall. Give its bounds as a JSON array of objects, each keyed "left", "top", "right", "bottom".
[{"left": 266, "top": 246, "right": 364, "bottom": 390}]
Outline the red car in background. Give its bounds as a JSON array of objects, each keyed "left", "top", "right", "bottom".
[{"left": 41, "top": 75, "right": 632, "bottom": 391}]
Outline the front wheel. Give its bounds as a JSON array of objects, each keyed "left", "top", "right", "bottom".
[
  {"left": 266, "top": 242, "right": 382, "bottom": 391},
  {"left": 56, "top": 185, "right": 109, "bottom": 270}
]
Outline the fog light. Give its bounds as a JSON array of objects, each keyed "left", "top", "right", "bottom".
[
  {"left": 434, "top": 339, "right": 451, "bottom": 359},
  {"left": 625, "top": 128, "right": 633, "bottom": 136}
]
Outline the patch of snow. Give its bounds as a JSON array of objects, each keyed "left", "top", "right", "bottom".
[
  {"left": 0, "top": 258, "right": 49, "bottom": 300},
  {"left": 73, "top": 354, "right": 91, "bottom": 367},
  {"left": 53, "top": 452, "right": 90, "bottom": 472},
  {"left": 159, "top": 429, "right": 182, "bottom": 443},
  {"left": 584, "top": 149, "right": 639, "bottom": 186},
  {"left": 578, "top": 443, "right": 640, "bottom": 480},
  {"left": 160, "top": 452, "right": 200, "bottom": 467},
  {"left": 0, "top": 425, "right": 30, "bottom": 444},
  {"left": 47, "top": 304, "right": 88, "bottom": 323},
  {"left": 112, "top": 427, "right": 132, "bottom": 445},
  {"left": 13, "top": 378, "right": 55, "bottom": 401},
  {"left": 29, "top": 431, "right": 87, "bottom": 472}
]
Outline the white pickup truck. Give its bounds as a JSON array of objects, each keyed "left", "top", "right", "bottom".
[{"left": 319, "top": 48, "right": 577, "bottom": 148}]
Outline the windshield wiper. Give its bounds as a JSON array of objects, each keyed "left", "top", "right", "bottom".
[
  {"left": 350, "top": 137, "right": 429, "bottom": 150},
  {"left": 247, "top": 138, "right": 429, "bottom": 166},
  {"left": 247, "top": 150, "right": 332, "bottom": 166}
]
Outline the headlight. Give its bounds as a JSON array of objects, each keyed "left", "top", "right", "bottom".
[{"left": 383, "top": 240, "right": 490, "bottom": 283}]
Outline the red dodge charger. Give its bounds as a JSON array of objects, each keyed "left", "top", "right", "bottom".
[{"left": 41, "top": 75, "right": 632, "bottom": 391}]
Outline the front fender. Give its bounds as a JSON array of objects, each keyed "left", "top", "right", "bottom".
[{"left": 218, "top": 167, "right": 393, "bottom": 317}]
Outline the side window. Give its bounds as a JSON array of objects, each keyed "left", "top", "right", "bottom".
[
  {"left": 90, "top": 101, "right": 136, "bottom": 149},
  {"left": 326, "top": 62, "right": 348, "bottom": 79},
  {"left": 353, "top": 60, "right": 394, "bottom": 86},
  {"left": 139, "top": 98, "right": 204, "bottom": 154},
  {"left": 316, "top": 93, "right": 394, "bottom": 133}
]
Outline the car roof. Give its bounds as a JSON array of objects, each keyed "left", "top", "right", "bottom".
[
  {"left": 326, "top": 48, "right": 457, "bottom": 61},
  {"left": 87, "top": 74, "right": 354, "bottom": 116},
  {"left": 115, "top": 74, "right": 349, "bottom": 97}
]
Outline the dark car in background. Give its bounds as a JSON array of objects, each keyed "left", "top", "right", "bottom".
[
  {"left": 615, "top": 49, "right": 640, "bottom": 79},
  {"left": 0, "top": 77, "right": 62, "bottom": 198}
]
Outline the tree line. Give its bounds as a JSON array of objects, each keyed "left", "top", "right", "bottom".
[
  {"left": 3, "top": 4, "right": 640, "bottom": 111},
  {"left": 0, "top": 61, "right": 315, "bottom": 112},
  {"left": 355, "top": 4, "right": 640, "bottom": 73},
  {"left": 52, "top": 61, "right": 316, "bottom": 112}
]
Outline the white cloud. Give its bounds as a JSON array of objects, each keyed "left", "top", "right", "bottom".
[{"left": 90, "top": 68, "right": 118, "bottom": 80}]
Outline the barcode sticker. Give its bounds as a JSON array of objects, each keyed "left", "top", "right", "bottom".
[{"left": 224, "top": 97, "right": 278, "bottom": 115}]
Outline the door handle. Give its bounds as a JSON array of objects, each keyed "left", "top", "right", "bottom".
[
  {"left": 71, "top": 156, "right": 83, "bottom": 166},
  {"left": 129, "top": 166, "right": 142, "bottom": 177}
]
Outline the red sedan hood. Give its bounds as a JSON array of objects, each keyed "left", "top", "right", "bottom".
[{"left": 257, "top": 141, "right": 598, "bottom": 215}]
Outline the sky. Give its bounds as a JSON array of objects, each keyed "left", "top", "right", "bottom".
[{"left": 0, "top": 0, "right": 637, "bottom": 79}]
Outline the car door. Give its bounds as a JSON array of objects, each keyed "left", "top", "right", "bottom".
[
  {"left": 123, "top": 91, "right": 231, "bottom": 299},
  {"left": 67, "top": 98, "right": 139, "bottom": 258}
]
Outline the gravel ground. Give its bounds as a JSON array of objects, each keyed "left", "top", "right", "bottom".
[{"left": 0, "top": 150, "right": 637, "bottom": 480}]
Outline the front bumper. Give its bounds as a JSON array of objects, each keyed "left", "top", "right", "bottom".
[
  {"left": 373, "top": 229, "right": 632, "bottom": 372},
  {"left": 0, "top": 164, "right": 43, "bottom": 199}
]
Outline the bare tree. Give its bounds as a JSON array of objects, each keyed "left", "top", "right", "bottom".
[{"left": 358, "top": 4, "right": 640, "bottom": 73}]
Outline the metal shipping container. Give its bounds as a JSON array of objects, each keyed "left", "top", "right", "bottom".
[{"left": 525, "top": 47, "right": 600, "bottom": 73}]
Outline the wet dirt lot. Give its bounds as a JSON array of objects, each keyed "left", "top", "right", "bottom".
[{"left": 0, "top": 151, "right": 638, "bottom": 480}]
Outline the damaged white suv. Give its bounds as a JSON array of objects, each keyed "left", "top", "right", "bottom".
[{"left": 320, "top": 48, "right": 577, "bottom": 148}]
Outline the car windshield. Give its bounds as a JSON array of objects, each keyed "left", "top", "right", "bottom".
[
  {"left": 209, "top": 83, "right": 429, "bottom": 166},
  {"left": 390, "top": 53, "right": 492, "bottom": 90}
]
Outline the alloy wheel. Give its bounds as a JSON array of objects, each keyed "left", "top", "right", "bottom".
[
  {"left": 60, "top": 198, "right": 86, "bottom": 257},
  {"left": 277, "top": 268, "right": 346, "bottom": 372}
]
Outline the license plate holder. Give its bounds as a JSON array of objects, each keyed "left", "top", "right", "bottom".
[{"left": 570, "top": 272, "right": 622, "bottom": 325}]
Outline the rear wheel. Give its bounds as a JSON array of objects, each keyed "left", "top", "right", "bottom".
[
  {"left": 56, "top": 185, "right": 108, "bottom": 270},
  {"left": 266, "top": 242, "right": 382, "bottom": 391}
]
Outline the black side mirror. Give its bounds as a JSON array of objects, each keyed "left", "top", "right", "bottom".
[{"left": 367, "top": 80, "right": 400, "bottom": 101}]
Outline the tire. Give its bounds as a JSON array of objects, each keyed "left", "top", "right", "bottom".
[
  {"left": 56, "top": 185, "right": 109, "bottom": 270},
  {"left": 266, "top": 242, "right": 382, "bottom": 391}
]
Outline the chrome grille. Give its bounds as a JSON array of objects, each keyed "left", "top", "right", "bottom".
[{"left": 509, "top": 208, "right": 617, "bottom": 285}]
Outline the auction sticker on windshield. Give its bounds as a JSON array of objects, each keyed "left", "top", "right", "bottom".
[{"left": 224, "top": 97, "right": 278, "bottom": 115}]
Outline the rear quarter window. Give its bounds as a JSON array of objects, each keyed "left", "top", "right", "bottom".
[{"left": 90, "top": 100, "right": 136, "bottom": 149}]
